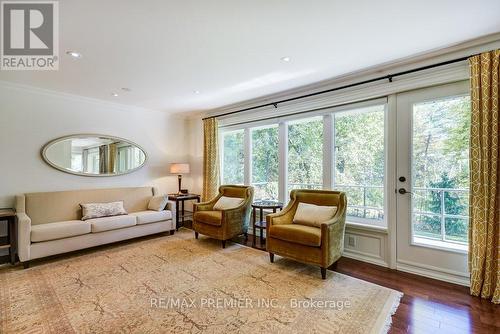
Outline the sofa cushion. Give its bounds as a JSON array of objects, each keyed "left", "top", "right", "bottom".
[
  {"left": 31, "top": 220, "right": 91, "bottom": 242},
  {"left": 293, "top": 202, "right": 337, "bottom": 228},
  {"left": 269, "top": 224, "right": 321, "bottom": 247},
  {"left": 88, "top": 215, "right": 136, "bottom": 233},
  {"left": 194, "top": 211, "right": 222, "bottom": 226},
  {"left": 148, "top": 196, "right": 168, "bottom": 211},
  {"left": 131, "top": 210, "right": 172, "bottom": 225},
  {"left": 213, "top": 196, "right": 244, "bottom": 210}
]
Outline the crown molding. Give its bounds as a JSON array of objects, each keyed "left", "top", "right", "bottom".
[
  {"left": 218, "top": 60, "right": 468, "bottom": 127},
  {"left": 0, "top": 80, "right": 165, "bottom": 114},
  {"left": 206, "top": 32, "right": 500, "bottom": 119}
]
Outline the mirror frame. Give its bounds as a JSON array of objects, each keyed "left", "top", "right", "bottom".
[{"left": 41, "top": 133, "right": 148, "bottom": 177}]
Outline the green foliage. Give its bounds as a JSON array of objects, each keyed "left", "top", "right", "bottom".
[
  {"left": 334, "top": 106, "right": 385, "bottom": 220},
  {"left": 222, "top": 131, "right": 244, "bottom": 184},
  {"left": 415, "top": 173, "right": 468, "bottom": 243},
  {"left": 288, "top": 118, "right": 323, "bottom": 189},
  {"left": 413, "top": 96, "right": 470, "bottom": 189},
  {"left": 252, "top": 126, "right": 279, "bottom": 199}
]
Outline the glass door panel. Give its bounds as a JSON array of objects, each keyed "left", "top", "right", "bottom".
[{"left": 411, "top": 95, "right": 470, "bottom": 247}]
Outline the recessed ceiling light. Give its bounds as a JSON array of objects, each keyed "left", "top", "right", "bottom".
[
  {"left": 281, "top": 56, "right": 291, "bottom": 62},
  {"left": 66, "top": 51, "right": 82, "bottom": 59},
  {"left": 193, "top": 90, "right": 200, "bottom": 94},
  {"left": 111, "top": 93, "right": 119, "bottom": 97}
]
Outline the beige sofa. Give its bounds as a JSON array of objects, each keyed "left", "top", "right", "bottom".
[{"left": 16, "top": 187, "right": 175, "bottom": 268}]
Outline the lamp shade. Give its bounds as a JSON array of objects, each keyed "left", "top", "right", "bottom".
[{"left": 170, "top": 163, "right": 190, "bottom": 174}]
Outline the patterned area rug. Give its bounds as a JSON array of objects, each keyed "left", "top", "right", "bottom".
[{"left": 0, "top": 229, "right": 402, "bottom": 333}]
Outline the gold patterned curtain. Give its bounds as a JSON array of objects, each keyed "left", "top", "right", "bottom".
[
  {"left": 108, "top": 143, "right": 117, "bottom": 173},
  {"left": 202, "top": 118, "right": 220, "bottom": 201},
  {"left": 468, "top": 49, "right": 499, "bottom": 304}
]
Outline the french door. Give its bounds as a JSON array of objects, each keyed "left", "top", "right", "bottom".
[{"left": 395, "top": 81, "right": 470, "bottom": 285}]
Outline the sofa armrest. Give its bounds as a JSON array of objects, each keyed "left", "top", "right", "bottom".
[
  {"left": 165, "top": 200, "right": 176, "bottom": 217},
  {"left": 16, "top": 212, "right": 31, "bottom": 262}
]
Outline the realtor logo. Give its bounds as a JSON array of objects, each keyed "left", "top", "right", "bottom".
[{"left": 1, "top": 1, "right": 58, "bottom": 70}]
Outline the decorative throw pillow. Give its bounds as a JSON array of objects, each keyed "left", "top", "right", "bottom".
[
  {"left": 80, "top": 201, "right": 127, "bottom": 221},
  {"left": 293, "top": 202, "right": 337, "bottom": 228},
  {"left": 148, "top": 195, "right": 168, "bottom": 211},
  {"left": 213, "top": 196, "right": 244, "bottom": 210}
]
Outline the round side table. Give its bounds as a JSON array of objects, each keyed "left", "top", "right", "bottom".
[{"left": 251, "top": 200, "right": 284, "bottom": 247}]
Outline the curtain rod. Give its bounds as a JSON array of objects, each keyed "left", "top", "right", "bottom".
[{"left": 202, "top": 55, "right": 472, "bottom": 121}]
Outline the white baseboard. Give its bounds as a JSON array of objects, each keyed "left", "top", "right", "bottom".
[
  {"left": 342, "top": 250, "right": 470, "bottom": 287},
  {"left": 342, "top": 250, "right": 389, "bottom": 268},
  {"left": 396, "top": 260, "right": 470, "bottom": 286}
]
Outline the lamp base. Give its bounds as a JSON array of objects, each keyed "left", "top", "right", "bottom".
[{"left": 177, "top": 174, "right": 182, "bottom": 194}]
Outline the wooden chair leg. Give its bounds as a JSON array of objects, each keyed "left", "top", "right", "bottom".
[
  {"left": 269, "top": 252, "right": 274, "bottom": 263},
  {"left": 194, "top": 232, "right": 199, "bottom": 239},
  {"left": 170, "top": 230, "right": 175, "bottom": 235},
  {"left": 244, "top": 232, "right": 248, "bottom": 242},
  {"left": 320, "top": 267, "right": 326, "bottom": 279},
  {"left": 222, "top": 240, "right": 226, "bottom": 248},
  {"left": 23, "top": 261, "right": 30, "bottom": 269}
]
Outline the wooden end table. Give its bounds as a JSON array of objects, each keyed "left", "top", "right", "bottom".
[
  {"left": 0, "top": 209, "right": 17, "bottom": 264},
  {"left": 251, "top": 200, "right": 283, "bottom": 247},
  {"left": 168, "top": 194, "right": 201, "bottom": 230}
]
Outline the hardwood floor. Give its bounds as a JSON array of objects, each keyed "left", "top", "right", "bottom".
[{"left": 232, "top": 234, "right": 500, "bottom": 334}]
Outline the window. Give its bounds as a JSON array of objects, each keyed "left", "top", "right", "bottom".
[
  {"left": 84, "top": 147, "right": 100, "bottom": 174},
  {"left": 221, "top": 130, "right": 244, "bottom": 184},
  {"left": 219, "top": 102, "right": 387, "bottom": 228},
  {"left": 412, "top": 95, "right": 470, "bottom": 245},
  {"left": 288, "top": 117, "right": 323, "bottom": 192},
  {"left": 333, "top": 105, "right": 386, "bottom": 225},
  {"left": 251, "top": 125, "right": 279, "bottom": 200}
]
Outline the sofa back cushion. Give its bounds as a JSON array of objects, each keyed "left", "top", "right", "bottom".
[
  {"left": 24, "top": 187, "right": 154, "bottom": 225},
  {"left": 147, "top": 195, "right": 168, "bottom": 211}
]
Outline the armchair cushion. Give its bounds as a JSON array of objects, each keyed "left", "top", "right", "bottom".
[
  {"left": 213, "top": 196, "right": 244, "bottom": 210},
  {"left": 269, "top": 224, "right": 321, "bottom": 247},
  {"left": 193, "top": 210, "right": 222, "bottom": 226},
  {"left": 293, "top": 202, "right": 337, "bottom": 228}
]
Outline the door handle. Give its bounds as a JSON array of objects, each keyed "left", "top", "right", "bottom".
[{"left": 398, "top": 188, "right": 413, "bottom": 195}]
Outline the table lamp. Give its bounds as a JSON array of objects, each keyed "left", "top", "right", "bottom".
[{"left": 170, "top": 163, "right": 190, "bottom": 194}]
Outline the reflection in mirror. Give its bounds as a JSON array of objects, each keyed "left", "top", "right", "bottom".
[{"left": 43, "top": 135, "right": 147, "bottom": 176}]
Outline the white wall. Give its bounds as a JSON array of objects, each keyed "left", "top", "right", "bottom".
[{"left": 0, "top": 82, "right": 189, "bottom": 209}]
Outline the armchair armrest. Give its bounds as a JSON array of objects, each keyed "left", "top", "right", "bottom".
[
  {"left": 266, "top": 202, "right": 296, "bottom": 227},
  {"left": 16, "top": 212, "right": 31, "bottom": 262},
  {"left": 193, "top": 200, "right": 216, "bottom": 212},
  {"left": 320, "top": 210, "right": 347, "bottom": 266}
]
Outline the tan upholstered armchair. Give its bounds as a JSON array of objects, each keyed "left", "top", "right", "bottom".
[
  {"left": 266, "top": 189, "right": 347, "bottom": 279},
  {"left": 193, "top": 185, "right": 254, "bottom": 248}
]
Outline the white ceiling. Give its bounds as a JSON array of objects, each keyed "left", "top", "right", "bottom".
[{"left": 1, "top": 0, "right": 499, "bottom": 113}]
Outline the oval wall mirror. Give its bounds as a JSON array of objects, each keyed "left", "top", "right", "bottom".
[{"left": 41, "top": 134, "right": 147, "bottom": 176}]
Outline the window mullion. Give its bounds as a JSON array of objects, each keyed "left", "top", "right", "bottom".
[
  {"left": 244, "top": 128, "right": 251, "bottom": 185},
  {"left": 323, "top": 114, "right": 333, "bottom": 190},
  {"left": 278, "top": 122, "right": 288, "bottom": 203}
]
